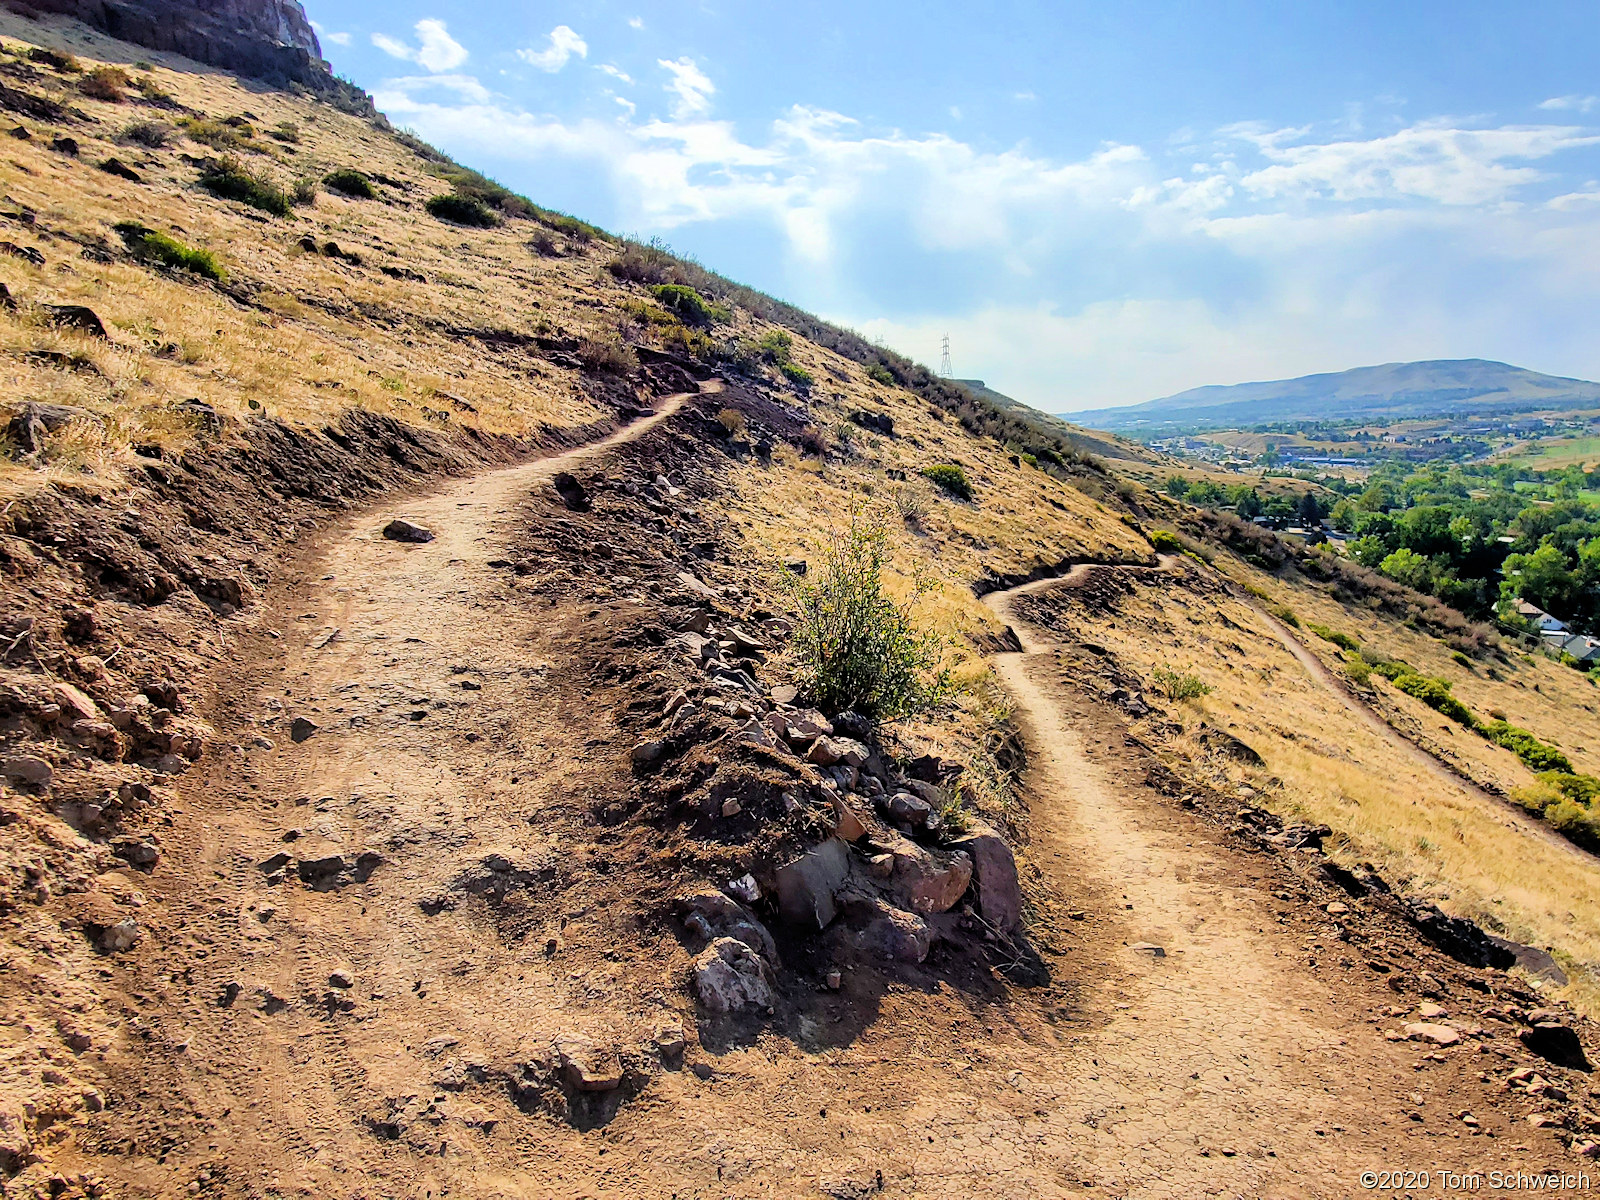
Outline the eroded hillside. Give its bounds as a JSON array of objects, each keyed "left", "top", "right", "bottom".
[{"left": 0, "top": 9, "right": 1597, "bottom": 1198}]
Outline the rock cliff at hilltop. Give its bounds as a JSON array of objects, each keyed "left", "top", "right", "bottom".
[{"left": 7, "top": 0, "right": 349, "bottom": 92}]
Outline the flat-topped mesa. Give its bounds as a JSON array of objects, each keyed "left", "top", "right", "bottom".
[{"left": 6, "top": 0, "right": 365, "bottom": 101}]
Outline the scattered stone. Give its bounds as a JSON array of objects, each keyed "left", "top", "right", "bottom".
[
  {"left": 675, "top": 889, "right": 779, "bottom": 963},
  {"left": 1, "top": 755, "right": 52, "bottom": 788},
  {"left": 692, "top": 937, "right": 776, "bottom": 1013},
  {"left": 807, "top": 736, "right": 867, "bottom": 769},
  {"left": 111, "top": 838, "right": 159, "bottom": 869},
  {"left": 50, "top": 135, "right": 77, "bottom": 155},
  {"left": 0, "top": 240, "right": 43, "bottom": 266},
  {"left": 631, "top": 740, "right": 666, "bottom": 769},
  {"left": 885, "top": 791, "right": 935, "bottom": 830},
  {"left": 98, "top": 919, "right": 138, "bottom": 954},
  {"left": 328, "top": 970, "right": 354, "bottom": 990},
  {"left": 830, "top": 796, "right": 868, "bottom": 843},
  {"left": 664, "top": 689, "right": 689, "bottom": 716},
  {"left": 854, "top": 901, "right": 932, "bottom": 963},
  {"left": 258, "top": 852, "right": 292, "bottom": 875},
  {"left": 98, "top": 156, "right": 141, "bottom": 182},
  {"left": 1325, "top": 901, "right": 1349, "bottom": 915},
  {"left": 1130, "top": 943, "right": 1167, "bottom": 958},
  {"left": 720, "top": 798, "right": 742, "bottom": 817},
  {"left": 1404, "top": 1022, "right": 1461, "bottom": 1047},
  {"left": 774, "top": 838, "right": 851, "bottom": 930},
  {"left": 289, "top": 717, "right": 318, "bottom": 743},
  {"left": 771, "top": 684, "right": 799, "bottom": 706},
  {"left": 552, "top": 472, "right": 590, "bottom": 512},
  {"left": 1418, "top": 1002, "right": 1448, "bottom": 1020},
  {"left": 382, "top": 518, "right": 435, "bottom": 543},
  {"left": 297, "top": 855, "right": 347, "bottom": 884},
  {"left": 1520, "top": 1021, "right": 1591, "bottom": 1071},
  {"left": 783, "top": 558, "right": 807, "bottom": 576},
  {"left": 552, "top": 1034, "right": 622, "bottom": 1091},
  {"left": 825, "top": 969, "right": 842, "bottom": 990},
  {"left": 43, "top": 304, "right": 108, "bottom": 338},
  {"left": 725, "top": 874, "right": 759, "bottom": 904},
  {"left": 882, "top": 835, "right": 973, "bottom": 915},
  {"left": 652, "top": 1023, "right": 686, "bottom": 1059}
]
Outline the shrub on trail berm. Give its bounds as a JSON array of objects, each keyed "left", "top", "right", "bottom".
[{"left": 784, "top": 510, "right": 949, "bottom": 720}]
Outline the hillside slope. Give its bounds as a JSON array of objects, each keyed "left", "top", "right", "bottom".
[
  {"left": 1073, "top": 358, "right": 1600, "bottom": 431},
  {"left": 0, "top": 9, "right": 1596, "bottom": 1197}
]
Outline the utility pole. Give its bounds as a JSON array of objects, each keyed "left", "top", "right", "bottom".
[{"left": 939, "top": 334, "right": 953, "bottom": 378}]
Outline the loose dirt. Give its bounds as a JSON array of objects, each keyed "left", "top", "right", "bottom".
[{"left": 56, "top": 448, "right": 1587, "bottom": 1199}]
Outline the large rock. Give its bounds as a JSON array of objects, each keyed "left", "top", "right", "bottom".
[
  {"left": 882, "top": 835, "right": 972, "bottom": 915},
  {"left": 692, "top": 938, "right": 775, "bottom": 1013},
  {"left": 949, "top": 819, "right": 1024, "bottom": 933},
  {"left": 674, "top": 889, "right": 778, "bottom": 964},
  {"left": 806, "top": 736, "right": 868, "bottom": 769},
  {"left": 774, "top": 838, "right": 850, "bottom": 930},
  {"left": 1403, "top": 1022, "right": 1461, "bottom": 1047},
  {"left": 552, "top": 1034, "right": 622, "bottom": 1092},
  {"left": 1520, "top": 1021, "right": 1592, "bottom": 1071},
  {"left": 382, "top": 519, "right": 434, "bottom": 544},
  {"left": 853, "top": 901, "right": 932, "bottom": 963},
  {"left": 1, "top": 756, "right": 52, "bottom": 788}
]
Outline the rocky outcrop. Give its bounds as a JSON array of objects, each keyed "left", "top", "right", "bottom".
[{"left": 9, "top": 0, "right": 369, "bottom": 107}]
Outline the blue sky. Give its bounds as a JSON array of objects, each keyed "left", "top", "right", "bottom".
[{"left": 303, "top": 1, "right": 1600, "bottom": 414}]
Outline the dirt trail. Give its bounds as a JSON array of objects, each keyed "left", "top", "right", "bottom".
[
  {"left": 86, "top": 461, "right": 1550, "bottom": 1198},
  {"left": 981, "top": 570, "right": 1500, "bottom": 1197}
]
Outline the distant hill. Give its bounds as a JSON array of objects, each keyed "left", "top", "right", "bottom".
[
  {"left": 953, "top": 379, "right": 1157, "bottom": 463},
  {"left": 1068, "top": 360, "right": 1600, "bottom": 432}
]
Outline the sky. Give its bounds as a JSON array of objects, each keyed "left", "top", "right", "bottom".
[{"left": 301, "top": 1, "right": 1600, "bottom": 414}]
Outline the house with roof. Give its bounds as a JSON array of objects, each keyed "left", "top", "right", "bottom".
[{"left": 1517, "top": 600, "right": 1567, "bottom": 634}]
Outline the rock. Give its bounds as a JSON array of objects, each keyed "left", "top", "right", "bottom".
[
  {"left": 552, "top": 471, "right": 590, "bottom": 512},
  {"left": 854, "top": 901, "right": 932, "bottom": 963},
  {"left": 111, "top": 838, "right": 159, "bottom": 869},
  {"left": 258, "top": 852, "right": 292, "bottom": 875},
  {"left": 297, "top": 854, "right": 347, "bottom": 884},
  {"left": 0, "top": 241, "right": 43, "bottom": 266},
  {"left": 652, "top": 1023, "right": 686, "bottom": 1059},
  {"left": 289, "top": 716, "right": 318, "bottom": 743},
  {"left": 1403, "top": 1022, "right": 1461, "bottom": 1046},
  {"left": 738, "top": 717, "right": 774, "bottom": 748},
  {"left": 98, "top": 156, "right": 142, "bottom": 182},
  {"left": 674, "top": 889, "right": 778, "bottom": 964},
  {"left": 1130, "top": 943, "right": 1167, "bottom": 957},
  {"left": 783, "top": 558, "right": 807, "bottom": 576},
  {"left": 675, "top": 571, "right": 719, "bottom": 601},
  {"left": 8, "top": 402, "right": 97, "bottom": 452},
  {"left": 882, "top": 835, "right": 973, "bottom": 915},
  {"left": 552, "top": 1034, "right": 622, "bottom": 1091},
  {"left": 99, "top": 919, "right": 139, "bottom": 953},
  {"left": 1402, "top": 900, "right": 1516, "bottom": 970},
  {"left": 771, "top": 684, "right": 799, "bottom": 706},
  {"left": 328, "top": 969, "right": 354, "bottom": 989},
  {"left": 1, "top": 755, "right": 52, "bottom": 788},
  {"left": 830, "top": 795, "right": 868, "bottom": 842},
  {"left": 785, "top": 709, "right": 833, "bottom": 743},
  {"left": 382, "top": 518, "right": 434, "bottom": 543},
  {"left": 832, "top": 712, "right": 873, "bottom": 741},
  {"left": 692, "top": 937, "right": 776, "bottom": 1013},
  {"left": 43, "top": 305, "right": 108, "bottom": 338},
  {"left": 631, "top": 740, "right": 665, "bottom": 769},
  {"left": 825, "top": 969, "right": 842, "bottom": 990},
  {"left": 1325, "top": 901, "right": 1349, "bottom": 915},
  {"left": 774, "top": 838, "right": 851, "bottom": 930},
  {"left": 905, "top": 754, "right": 949, "bottom": 783},
  {"left": 1488, "top": 936, "right": 1569, "bottom": 987},
  {"left": 807, "top": 736, "right": 868, "bottom": 769},
  {"left": 1418, "top": 1002, "right": 1447, "bottom": 1020},
  {"left": 948, "top": 819, "right": 1024, "bottom": 933},
  {"left": 1520, "top": 1022, "right": 1592, "bottom": 1071},
  {"left": 885, "top": 791, "right": 935, "bottom": 830},
  {"left": 664, "top": 689, "right": 689, "bottom": 716},
  {"left": 902, "top": 779, "right": 946, "bottom": 808},
  {"left": 725, "top": 874, "right": 759, "bottom": 904},
  {"left": 50, "top": 135, "right": 77, "bottom": 155}
]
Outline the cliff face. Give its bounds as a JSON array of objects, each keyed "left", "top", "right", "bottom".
[{"left": 8, "top": 0, "right": 338, "bottom": 88}]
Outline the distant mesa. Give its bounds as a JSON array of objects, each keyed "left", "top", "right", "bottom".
[{"left": 1067, "top": 359, "right": 1600, "bottom": 432}]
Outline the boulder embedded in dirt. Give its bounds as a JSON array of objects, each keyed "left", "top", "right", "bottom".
[
  {"left": 1402, "top": 900, "right": 1516, "bottom": 970},
  {"left": 675, "top": 889, "right": 779, "bottom": 964},
  {"left": 881, "top": 835, "right": 973, "bottom": 915},
  {"left": 692, "top": 937, "right": 776, "bottom": 1013},
  {"left": 1519, "top": 1021, "right": 1591, "bottom": 1071},
  {"left": 884, "top": 791, "right": 935, "bottom": 830},
  {"left": 552, "top": 471, "right": 590, "bottom": 512},
  {"left": 1403, "top": 1022, "right": 1461, "bottom": 1047},
  {"left": 774, "top": 837, "right": 851, "bottom": 930},
  {"left": 382, "top": 518, "right": 435, "bottom": 543},
  {"left": 948, "top": 819, "right": 1024, "bottom": 933},
  {"left": 830, "top": 795, "right": 868, "bottom": 843},
  {"left": 632, "top": 739, "right": 666, "bottom": 769},
  {"left": 289, "top": 716, "right": 318, "bottom": 743},
  {"left": 807, "top": 736, "right": 867, "bottom": 769},
  {"left": 43, "top": 305, "right": 108, "bottom": 338},
  {"left": 8, "top": 402, "right": 97, "bottom": 453},
  {"left": 785, "top": 709, "right": 833, "bottom": 743},
  {"left": 1, "top": 755, "right": 52, "bottom": 788},
  {"left": 832, "top": 712, "right": 874, "bottom": 741},
  {"left": 553, "top": 1034, "right": 623, "bottom": 1091},
  {"left": 853, "top": 900, "right": 932, "bottom": 963}
]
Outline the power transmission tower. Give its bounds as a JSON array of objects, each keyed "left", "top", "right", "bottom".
[{"left": 939, "top": 334, "right": 953, "bottom": 378}]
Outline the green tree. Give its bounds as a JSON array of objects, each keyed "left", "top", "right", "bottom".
[
  {"left": 1500, "top": 541, "right": 1578, "bottom": 615},
  {"left": 1379, "top": 547, "right": 1433, "bottom": 591}
]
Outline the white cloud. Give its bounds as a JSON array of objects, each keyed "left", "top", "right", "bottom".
[
  {"left": 326, "top": 31, "right": 351, "bottom": 47},
  {"left": 371, "top": 18, "right": 468, "bottom": 73},
  {"left": 518, "top": 25, "right": 587, "bottom": 73},
  {"left": 659, "top": 57, "right": 715, "bottom": 118},
  {"left": 628, "top": 16, "right": 644, "bottom": 29},
  {"left": 598, "top": 63, "right": 633, "bottom": 84},
  {"left": 1540, "top": 95, "right": 1599, "bottom": 113}
]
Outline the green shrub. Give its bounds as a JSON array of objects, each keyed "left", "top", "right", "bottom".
[
  {"left": 1020, "top": 452, "right": 1039, "bottom": 469},
  {"left": 425, "top": 193, "right": 498, "bottom": 227},
  {"left": 1388, "top": 671, "right": 1477, "bottom": 728},
  {"left": 1307, "top": 623, "right": 1361, "bottom": 653},
  {"left": 269, "top": 121, "right": 301, "bottom": 144},
  {"left": 1343, "top": 654, "right": 1372, "bottom": 687},
  {"left": 866, "top": 363, "right": 895, "bottom": 386},
  {"left": 649, "top": 283, "right": 729, "bottom": 326},
  {"left": 79, "top": 66, "right": 129, "bottom": 102},
  {"left": 198, "top": 156, "right": 290, "bottom": 216},
  {"left": 784, "top": 510, "right": 949, "bottom": 719},
  {"left": 1149, "top": 529, "right": 1184, "bottom": 554},
  {"left": 182, "top": 118, "right": 250, "bottom": 151},
  {"left": 759, "top": 329, "right": 794, "bottom": 363},
  {"left": 1483, "top": 720, "right": 1573, "bottom": 774},
  {"left": 576, "top": 335, "right": 637, "bottom": 376},
  {"left": 1270, "top": 604, "right": 1300, "bottom": 628},
  {"left": 119, "top": 120, "right": 171, "bottom": 148},
  {"left": 921, "top": 464, "right": 973, "bottom": 500},
  {"left": 324, "top": 168, "right": 376, "bottom": 199},
  {"left": 780, "top": 361, "right": 814, "bottom": 388},
  {"left": 1151, "top": 668, "right": 1211, "bottom": 701},
  {"left": 112, "top": 222, "right": 225, "bottom": 280},
  {"left": 290, "top": 176, "right": 317, "bottom": 207},
  {"left": 1451, "top": 650, "right": 1472, "bottom": 668}
]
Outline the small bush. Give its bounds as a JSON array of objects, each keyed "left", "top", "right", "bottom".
[
  {"left": 759, "top": 329, "right": 794, "bottom": 363},
  {"left": 425, "top": 193, "right": 498, "bottom": 227},
  {"left": 1151, "top": 668, "right": 1211, "bottom": 701},
  {"left": 608, "top": 242, "right": 676, "bottom": 285},
  {"left": 866, "top": 363, "right": 895, "bottom": 386},
  {"left": 649, "top": 283, "right": 729, "bottom": 326},
  {"left": 920, "top": 464, "right": 973, "bottom": 501},
  {"left": 529, "top": 231, "right": 560, "bottom": 257},
  {"left": 797, "top": 425, "right": 828, "bottom": 457},
  {"left": 198, "top": 157, "right": 291, "bottom": 216},
  {"left": 269, "top": 121, "right": 301, "bottom": 144},
  {"left": 182, "top": 118, "right": 249, "bottom": 151},
  {"left": 119, "top": 120, "right": 171, "bottom": 148},
  {"left": 716, "top": 407, "right": 746, "bottom": 436},
  {"left": 113, "top": 222, "right": 225, "bottom": 280},
  {"left": 1306, "top": 623, "right": 1361, "bottom": 653},
  {"left": 290, "top": 176, "right": 317, "bottom": 206},
  {"left": 324, "top": 168, "right": 376, "bottom": 199},
  {"left": 1149, "top": 529, "right": 1183, "bottom": 554},
  {"left": 79, "top": 66, "right": 128, "bottom": 101},
  {"left": 784, "top": 509, "right": 949, "bottom": 719},
  {"left": 780, "top": 361, "right": 814, "bottom": 388},
  {"left": 1343, "top": 654, "right": 1372, "bottom": 687},
  {"left": 660, "top": 323, "right": 714, "bottom": 359},
  {"left": 1483, "top": 720, "right": 1572, "bottom": 774},
  {"left": 893, "top": 485, "right": 928, "bottom": 528},
  {"left": 27, "top": 47, "right": 79, "bottom": 73},
  {"left": 1451, "top": 650, "right": 1472, "bottom": 669},
  {"left": 136, "top": 77, "right": 175, "bottom": 105},
  {"left": 576, "top": 335, "right": 637, "bottom": 376},
  {"left": 1270, "top": 604, "right": 1300, "bottom": 629}
]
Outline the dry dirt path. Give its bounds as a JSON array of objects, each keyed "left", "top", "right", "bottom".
[{"left": 980, "top": 569, "right": 1510, "bottom": 1198}]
